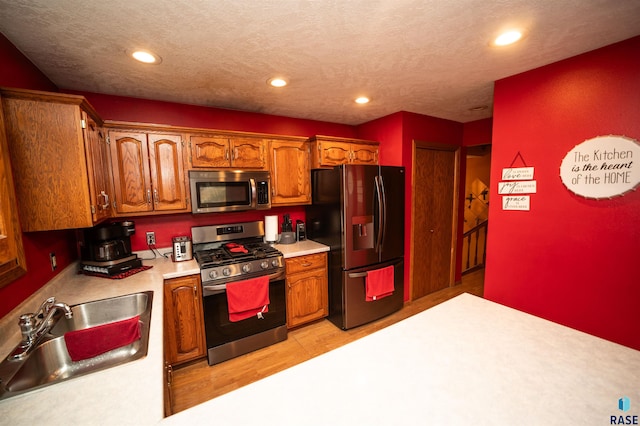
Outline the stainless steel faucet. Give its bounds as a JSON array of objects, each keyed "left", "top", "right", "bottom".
[{"left": 9, "top": 297, "right": 73, "bottom": 360}]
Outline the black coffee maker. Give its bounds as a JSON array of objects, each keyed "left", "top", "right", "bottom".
[{"left": 80, "top": 221, "right": 142, "bottom": 276}]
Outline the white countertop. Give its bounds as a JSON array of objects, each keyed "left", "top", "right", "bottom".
[
  {"left": 0, "top": 254, "right": 198, "bottom": 425},
  {"left": 273, "top": 239, "right": 330, "bottom": 258},
  {"left": 163, "top": 293, "right": 640, "bottom": 426}
]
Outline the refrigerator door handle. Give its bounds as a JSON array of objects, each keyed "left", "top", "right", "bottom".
[{"left": 374, "top": 175, "right": 387, "bottom": 253}]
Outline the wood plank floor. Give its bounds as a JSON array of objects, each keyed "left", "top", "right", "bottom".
[{"left": 168, "top": 269, "right": 485, "bottom": 415}]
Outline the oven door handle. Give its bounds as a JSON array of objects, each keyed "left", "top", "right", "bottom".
[{"left": 203, "top": 284, "right": 227, "bottom": 292}]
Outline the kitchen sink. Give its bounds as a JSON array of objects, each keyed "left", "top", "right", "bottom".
[{"left": 0, "top": 291, "right": 153, "bottom": 400}]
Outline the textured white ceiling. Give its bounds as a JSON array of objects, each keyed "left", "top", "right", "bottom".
[{"left": 1, "top": 0, "right": 639, "bottom": 125}]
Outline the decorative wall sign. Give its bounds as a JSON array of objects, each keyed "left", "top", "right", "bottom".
[
  {"left": 560, "top": 135, "right": 640, "bottom": 199},
  {"left": 502, "top": 167, "right": 534, "bottom": 180},
  {"left": 498, "top": 181, "right": 537, "bottom": 194},
  {"left": 502, "top": 196, "right": 530, "bottom": 211}
]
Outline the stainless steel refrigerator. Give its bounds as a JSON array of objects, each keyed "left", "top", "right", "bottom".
[{"left": 307, "top": 164, "right": 405, "bottom": 329}]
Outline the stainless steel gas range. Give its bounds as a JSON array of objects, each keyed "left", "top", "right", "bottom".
[{"left": 191, "top": 221, "right": 287, "bottom": 365}]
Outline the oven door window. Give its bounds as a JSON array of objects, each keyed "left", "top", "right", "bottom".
[
  {"left": 196, "top": 181, "right": 251, "bottom": 209},
  {"left": 202, "top": 279, "right": 286, "bottom": 348}
]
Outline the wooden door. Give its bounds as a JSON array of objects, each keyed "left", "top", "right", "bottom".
[
  {"left": 164, "top": 275, "right": 206, "bottom": 365},
  {"left": 109, "top": 131, "right": 153, "bottom": 214},
  {"left": 231, "top": 137, "right": 265, "bottom": 169},
  {"left": 411, "top": 142, "right": 459, "bottom": 300},
  {"left": 83, "top": 114, "right": 112, "bottom": 223},
  {"left": 269, "top": 139, "right": 311, "bottom": 205},
  {"left": 316, "top": 141, "right": 351, "bottom": 167},
  {"left": 189, "top": 135, "right": 230, "bottom": 168},
  {"left": 0, "top": 104, "right": 27, "bottom": 287},
  {"left": 351, "top": 143, "right": 378, "bottom": 165},
  {"left": 148, "top": 134, "right": 188, "bottom": 211}
]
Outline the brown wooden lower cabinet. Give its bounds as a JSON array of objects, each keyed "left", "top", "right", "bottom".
[
  {"left": 285, "top": 252, "right": 328, "bottom": 328},
  {"left": 163, "top": 274, "right": 206, "bottom": 366}
]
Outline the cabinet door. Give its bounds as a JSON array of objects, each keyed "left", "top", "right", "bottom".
[
  {"left": 285, "top": 253, "right": 328, "bottom": 328},
  {"left": 109, "top": 131, "right": 153, "bottom": 214},
  {"left": 269, "top": 140, "right": 311, "bottom": 205},
  {"left": 0, "top": 106, "right": 27, "bottom": 287},
  {"left": 317, "top": 141, "right": 351, "bottom": 167},
  {"left": 83, "top": 113, "right": 112, "bottom": 223},
  {"left": 351, "top": 143, "right": 378, "bottom": 165},
  {"left": 164, "top": 275, "right": 206, "bottom": 365},
  {"left": 286, "top": 268, "right": 329, "bottom": 328},
  {"left": 231, "top": 137, "right": 265, "bottom": 169},
  {"left": 2, "top": 95, "right": 95, "bottom": 230},
  {"left": 190, "top": 135, "right": 230, "bottom": 168},
  {"left": 148, "top": 134, "right": 188, "bottom": 211}
]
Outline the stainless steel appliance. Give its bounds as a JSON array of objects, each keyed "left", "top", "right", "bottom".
[
  {"left": 172, "top": 236, "right": 193, "bottom": 262},
  {"left": 307, "top": 165, "right": 405, "bottom": 329},
  {"left": 296, "top": 219, "right": 306, "bottom": 241},
  {"left": 189, "top": 170, "right": 271, "bottom": 214},
  {"left": 192, "top": 221, "right": 287, "bottom": 365},
  {"left": 80, "top": 222, "right": 142, "bottom": 276}
]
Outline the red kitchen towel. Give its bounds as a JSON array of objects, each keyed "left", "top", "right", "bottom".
[
  {"left": 226, "top": 276, "right": 270, "bottom": 322},
  {"left": 365, "top": 266, "right": 395, "bottom": 301},
  {"left": 64, "top": 315, "right": 141, "bottom": 362}
]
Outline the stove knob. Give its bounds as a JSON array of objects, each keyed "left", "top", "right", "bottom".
[
  {"left": 242, "top": 264, "right": 252, "bottom": 273},
  {"left": 209, "top": 270, "right": 218, "bottom": 279},
  {"left": 222, "top": 267, "right": 231, "bottom": 276},
  {"left": 271, "top": 259, "right": 279, "bottom": 267},
  {"left": 260, "top": 261, "right": 269, "bottom": 269}
]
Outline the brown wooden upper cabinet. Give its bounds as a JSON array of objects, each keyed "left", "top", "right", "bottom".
[
  {"left": 0, "top": 99, "right": 27, "bottom": 287},
  {"left": 108, "top": 130, "right": 189, "bottom": 215},
  {"left": 0, "top": 87, "right": 112, "bottom": 231},
  {"left": 309, "top": 135, "right": 379, "bottom": 168},
  {"left": 268, "top": 138, "right": 311, "bottom": 205},
  {"left": 189, "top": 133, "right": 266, "bottom": 169}
]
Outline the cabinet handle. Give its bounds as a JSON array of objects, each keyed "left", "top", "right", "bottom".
[
  {"left": 193, "top": 285, "right": 197, "bottom": 299},
  {"left": 166, "top": 362, "right": 173, "bottom": 386},
  {"left": 100, "top": 191, "right": 109, "bottom": 209},
  {"left": 225, "top": 148, "right": 230, "bottom": 161},
  {"left": 146, "top": 189, "right": 152, "bottom": 205},
  {"left": 153, "top": 188, "right": 159, "bottom": 205},
  {"left": 301, "top": 262, "right": 312, "bottom": 267}
]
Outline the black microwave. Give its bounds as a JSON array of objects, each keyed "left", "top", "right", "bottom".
[{"left": 189, "top": 170, "right": 271, "bottom": 213}]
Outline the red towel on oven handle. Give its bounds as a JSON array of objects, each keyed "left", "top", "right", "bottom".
[
  {"left": 64, "top": 315, "right": 141, "bottom": 362},
  {"left": 365, "top": 265, "right": 395, "bottom": 301},
  {"left": 226, "top": 276, "right": 270, "bottom": 322}
]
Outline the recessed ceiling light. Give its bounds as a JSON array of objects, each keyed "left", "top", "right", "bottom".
[
  {"left": 355, "top": 96, "right": 370, "bottom": 104},
  {"left": 268, "top": 78, "right": 288, "bottom": 88},
  {"left": 493, "top": 30, "right": 523, "bottom": 46},
  {"left": 130, "top": 49, "right": 162, "bottom": 64}
]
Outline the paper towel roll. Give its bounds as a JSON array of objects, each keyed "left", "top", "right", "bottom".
[{"left": 265, "top": 215, "right": 278, "bottom": 242}]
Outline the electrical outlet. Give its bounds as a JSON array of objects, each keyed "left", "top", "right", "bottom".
[
  {"left": 146, "top": 231, "right": 156, "bottom": 246},
  {"left": 49, "top": 252, "right": 57, "bottom": 271}
]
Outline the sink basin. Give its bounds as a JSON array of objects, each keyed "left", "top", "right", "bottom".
[{"left": 0, "top": 291, "right": 153, "bottom": 400}]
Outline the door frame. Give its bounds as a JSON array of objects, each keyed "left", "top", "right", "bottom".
[{"left": 409, "top": 140, "right": 460, "bottom": 301}]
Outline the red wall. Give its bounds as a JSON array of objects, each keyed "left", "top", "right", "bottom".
[{"left": 484, "top": 36, "right": 640, "bottom": 350}]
